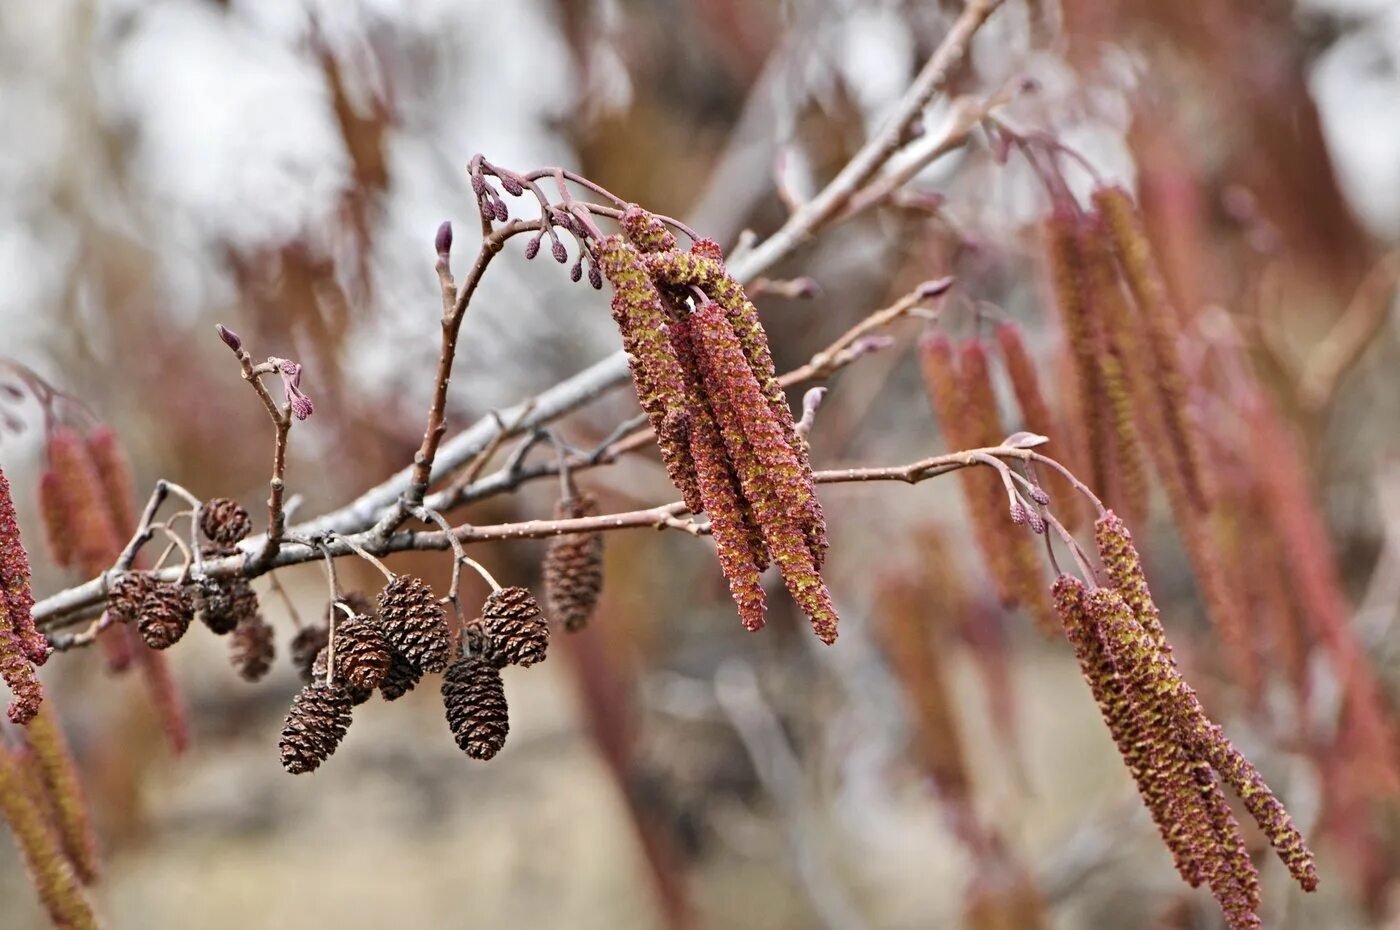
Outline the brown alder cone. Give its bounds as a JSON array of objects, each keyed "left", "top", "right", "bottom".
[
  {"left": 441, "top": 656, "right": 509, "bottom": 760},
  {"left": 195, "top": 547, "right": 259, "bottom": 635},
  {"left": 329, "top": 614, "right": 391, "bottom": 691},
  {"left": 310, "top": 648, "right": 373, "bottom": 706},
  {"left": 378, "top": 649, "right": 423, "bottom": 702},
  {"left": 0, "top": 742, "right": 98, "bottom": 930},
  {"left": 106, "top": 572, "right": 156, "bottom": 626},
  {"left": 136, "top": 583, "right": 194, "bottom": 650},
  {"left": 279, "top": 682, "right": 354, "bottom": 774},
  {"left": 228, "top": 615, "right": 276, "bottom": 682},
  {"left": 289, "top": 623, "right": 329, "bottom": 685},
  {"left": 482, "top": 586, "right": 549, "bottom": 667},
  {"left": 543, "top": 494, "right": 604, "bottom": 632},
  {"left": 377, "top": 575, "right": 451, "bottom": 673},
  {"left": 23, "top": 706, "right": 101, "bottom": 884},
  {"left": 198, "top": 497, "right": 252, "bottom": 545}
]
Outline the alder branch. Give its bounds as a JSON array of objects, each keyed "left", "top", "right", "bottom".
[{"left": 32, "top": 444, "right": 1084, "bottom": 634}]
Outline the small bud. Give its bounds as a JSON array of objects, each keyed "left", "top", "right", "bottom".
[
  {"left": 215, "top": 324, "right": 242, "bottom": 352},
  {"left": 1009, "top": 501, "right": 1028, "bottom": 525},
  {"left": 569, "top": 260, "right": 583, "bottom": 283},
  {"left": 1025, "top": 510, "right": 1047, "bottom": 534},
  {"left": 470, "top": 174, "right": 487, "bottom": 198},
  {"left": 524, "top": 236, "right": 541, "bottom": 260},
  {"left": 587, "top": 262, "right": 602, "bottom": 290},
  {"left": 917, "top": 276, "right": 956, "bottom": 300},
  {"left": 499, "top": 173, "right": 523, "bottom": 196},
  {"left": 434, "top": 221, "right": 453, "bottom": 257},
  {"left": 551, "top": 237, "right": 568, "bottom": 264},
  {"left": 790, "top": 277, "right": 822, "bottom": 299},
  {"left": 491, "top": 197, "right": 509, "bottom": 222},
  {"left": 1029, "top": 486, "right": 1051, "bottom": 505}
]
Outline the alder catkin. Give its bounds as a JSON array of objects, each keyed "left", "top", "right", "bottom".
[{"left": 23, "top": 707, "right": 100, "bottom": 884}]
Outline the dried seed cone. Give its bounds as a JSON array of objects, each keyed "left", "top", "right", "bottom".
[
  {"left": 442, "top": 656, "right": 509, "bottom": 760},
  {"left": 229, "top": 615, "right": 276, "bottom": 682},
  {"left": 377, "top": 575, "right": 451, "bottom": 673},
  {"left": 198, "top": 497, "right": 251, "bottom": 545},
  {"left": 379, "top": 650, "right": 423, "bottom": 702},
  {"left": 279, "top": 682, "right": 353, "bottom": 775},
  {"left": 107, "top": 573, "right": 156, "bottom": 626},
  {"left": 544, "top": 494, "right": 604, "bottom": 632},
  {"left": 195, "top": 551, "right": 260, "bottom": 635},
  {"left": 482, "top": 586, "right": 549, "bottom": 667},
  {"left": 331, "top": 615, "right": 391, "bottom": 691},
  {"left": 311, "top": 648, "right": 373, "bottom": 706},
  {"left": 290, "top": 623, "right": 329, "bottom": 685},
  {"left": 136, "top": 583, "right": 194, "bottom": 650}
]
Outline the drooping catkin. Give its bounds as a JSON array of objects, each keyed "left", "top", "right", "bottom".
[
  {"left": 132, "top": 632, "right": 189, "bottom": 754},
  {"left": 1247, "top": 393, "right": 1399, "bottom": 793},
  {"left": 597, "top": 234, "right": 702, "bottom": 513},
  {"left": 0, "top": 624, "right": 44, "bottom": 724},
  {"left": 673, "top": 314, "right": 767, "bottom": 632},
  {"left": 543, "top": 494, "right": 605, "bottom": 632},
  {"left": 643, "top": 247, "right": 827, "bottom": 564},
  {"left": 85, "top": 425, "right": 140, "bottom": 542},
  {"left": 919, "top": 332, "right": 1022, "bottom": 610},
  {"left": 872, "top": 572, "right": 970, "bottom": 806},
  {"left": 37, "top": 470, "right": 73, "bottom": 569},
  {"left": 689, "top": 300, "right": 840, "bottom": 644},
  {"left": 0, "top": 469, "right": 47, "bottom": 667},
  {"left": 0, "top": 741, "right": 98, "bottom": 930},
  {"left": 1093, "top": 185, "right": 1209, "bottom": 512},
  {"left": 955, "top": 338, "right": 1057, "bottom": 635},
  {"left": 1051, "top": 575, "right": 1207, "bottom": 887},
  {"left": 993, "top": 321, "right": 1084, "bottom": 531},
  {"left": 620, "top": 203, "right": 678, "bottom": 253},
  {"left": 1043, "top": 205, "right": 1113, "bottom": 501},
  {"left": 45, "top": 426, "right": 123, "bottom": 578},
  {"left": 23, "top": 706, "right": 100, "bottom": 884},
  {"left": 1082, "top": 218, "right": 1150, "bottom": 526}
]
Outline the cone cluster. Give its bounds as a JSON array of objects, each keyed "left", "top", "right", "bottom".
[{"left": 599, "top": 216, "right": 837, "bottom": 642}]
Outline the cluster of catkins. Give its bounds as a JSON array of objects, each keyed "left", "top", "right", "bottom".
[
  {"left": 105, "top": 498, "right": 275, "bottom": 683},
  {"left": 0, "top": 466, "right": 48, "bottom": 723},
  {"left": 598, "top": 206, "right": 837, "bottom": 642},
  {"left": 1056, "top": 512, "right": 1316, "bottom": 930},
  {"left": 278, "top": 577, "right": 554, "bottom": 774}
]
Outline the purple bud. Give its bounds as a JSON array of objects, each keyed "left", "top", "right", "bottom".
[
  {"left": 917, "top": 276, "right": 955, "bottom": 299},
  {"left": 471, "top": 174, "right": 487, "bottom": 197},
  {"left": 588, "top": 263, "right": 603, "bottom": 290},
  {"left": 435, "top": 221, "right": 453, "bottom": 257},
  {"left": 551, "top": 238, "right": 568, "bottom": 264},
  {"left": 791, "top": 277, "right": 822, "bottom": 299},
  {"left": 1026, "top": 510, "right": 1047, "bottom": 534},
  {"left": 524, "top": 236, "right": 541, "bottom": 260},
  {"left": 1009, "top": 501, "right": 1027, "bottom": 525},
  {"left": 569, "top": 260, "right": 583, "bottom": 283},
  {"left": 215, "top": 324, "right": 243, "bottom": 352},
  {"left": 491, "top": 197, "right": 509, "bottom": 222},
  {"left": 499, "top": 174, "right": 523, "bottom": 196},
  {"left": 1029, "top": 486, "right": 1051, "bottom": 505},
  {"left": 291, "top": 394, "right": 314, "bottom": 421}
]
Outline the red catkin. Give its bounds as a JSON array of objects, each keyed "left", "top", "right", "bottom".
[{"left": 0, "top": 466, "right": 49, "bottom": 665}]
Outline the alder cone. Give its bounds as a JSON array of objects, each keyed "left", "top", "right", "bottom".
[
  {"left": 310, "top": 648, "right": 374, "bottom": 706},
  {"left": 377, "top": 575, "right": 450, "bottom": 673},
  {"left": 229, "top": 615, "right": 276, "bottom": 682},
  {"left": 379, "top": 650, "right": 423, "bottom": 702},
  {"left": 136, "top": 584, "right": 194, "bottom": 650},
  {"left": 198, "top": 498, "right": 251, "bottom": 545},
  {"left": 482, "top": 586, "right": 548, "bottom": 667},
  {"left": 331, "top": 615, "right": 391, "bottom": 691},
  {"left": 543, "top": 495, "right": 604, "bottom": 632},
  {"left": 441, "top": 656, "right": 509, "bottom": 760},
  {"left": 106, "top": 573, "right": 155, "bottom": 625},
  {"left": 197, "top": 576, "right": 259, "bottom": 635},
  {"left": 279, "top": 683, "right": 353, "bottom": 775},
  {"left": 290, "top": 623, "right": 329, "bottom": 684}
]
